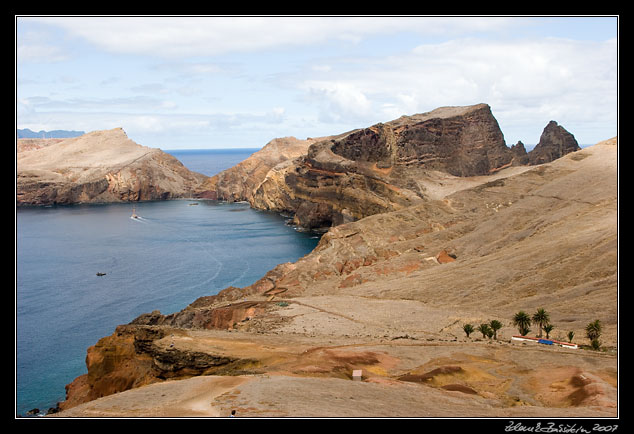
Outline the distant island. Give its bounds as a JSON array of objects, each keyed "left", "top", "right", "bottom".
[{"left": 17, "top": 128, "right": 85, "bottom": 139}]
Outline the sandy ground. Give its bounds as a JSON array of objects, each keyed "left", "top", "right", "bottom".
[{"left": 52, "top": 320, "right": 617, "bottom": 418}]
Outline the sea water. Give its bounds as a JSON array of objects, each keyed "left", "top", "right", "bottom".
[
  {"left": 16, "top": 149, "right": 319, "bottom": 416},
  {"left": 166, "top": 148, "right": 260, "bottom": 177}
]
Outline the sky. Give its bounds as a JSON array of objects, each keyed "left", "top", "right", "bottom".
[{"left": 16, "top": 16, "right": 618, "bottom": 150}]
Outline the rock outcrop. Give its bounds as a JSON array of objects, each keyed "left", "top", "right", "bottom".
[
  {"left": 59, "top": 324, "right": 257, "bottom": 411},
  {"left": 528, "top": 120, "right": 581, "bottom": 165},
  {"left": 250, "top": 104, "right": 528, "bottom": 229},
  {"left": 206, "top": 136, "right": 322, "bottom": 202},
  {"left": 17, "top": 128, "right": 215, "bottom": 206}
]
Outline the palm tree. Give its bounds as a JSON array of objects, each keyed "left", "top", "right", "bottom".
[
  {"left": 477, "top": 323, "right": 492, "bottom": 339},
  {"left": 567, "top": 331, "right": 575, "bottom": 343},
  {"left": 489, "top": 320, "right": 502, "bottom": 340},
  {"left": 586, "top": 320, "right": 602, "bottom": 342},
  {"left": 586, "top": 320, "right": 602, "bottom": 351},
  {"left": 513, "top": 311, "right": 531, "bottom": 336},
  {"left": 543, "top": 324, "right": 554, "bottom": 339},
  {"left": 463, "top": 324, "right": 475, "bottom": 338},
  {"left": 532, "top": 308, "right": 550, "bottom": 338}
]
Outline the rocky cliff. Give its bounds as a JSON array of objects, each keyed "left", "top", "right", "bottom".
[
  {"left": 249, "top": 103, "right": 581, "bottom": 230},
  {"left": 206, "top": 136, "right": 323, "bottom": 202},
  {"left": 17, "top": 128, "right": 215, "bottom": 206}
]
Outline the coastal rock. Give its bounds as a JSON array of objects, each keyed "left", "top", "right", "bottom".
[
  {"left": 60, "top": 324, "right": 257, "bottom": 410},
  {"left": 206, "top": 136, "right": 321, "bottom": 202},
  {"left": 16, "top": 128, "right": 214, "bottom": 206},
  {"left": 251, "top": 103, "right": 518, "bottom": 229},
  {"left": 528, "top": 121, "right": 581, "bottom": 165},
  {"left": 216, "top": 104, "right": 582, "bottom": 232}
]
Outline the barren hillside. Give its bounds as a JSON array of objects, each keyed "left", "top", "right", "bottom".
[
  {"left": 17, "top": 128, "right": 214, "bottom": 205},
  {"left": 54, "top": 137, "right": 618, "bottom": 418}
]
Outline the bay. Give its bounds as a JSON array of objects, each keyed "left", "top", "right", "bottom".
[{"left": 15, "top": 149, "right": 318, "bottom": 416}]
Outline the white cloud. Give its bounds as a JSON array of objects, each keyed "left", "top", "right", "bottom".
[
  {"left": 296, "top": 36, "right": 617, "bottom": 143},
  {"left": 17, "top": 43, "right": 69, "bottom": 63},
  {"left": 16, "top": 17, "right": 617, "bottom": 147},
  {"left": 23, "top": 16, "right": 520, "bottom": 58},
  {"left": 303, "top": 80, "right": 373, "bottom": 123}
]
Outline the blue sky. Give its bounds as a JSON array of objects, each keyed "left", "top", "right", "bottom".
[{"left": 16, "top": 16, "right": 618, "bottom": 150}]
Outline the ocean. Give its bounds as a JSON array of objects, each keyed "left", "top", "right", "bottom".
[
  {"left": 166, "top": 148, "right": 260, "bottom": 177},
  {"left": 15, "top": 149, "right": 320, "bottom": 417}
]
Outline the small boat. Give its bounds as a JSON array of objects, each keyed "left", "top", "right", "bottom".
[
  {"left": 131, "top": 205, "right": 139, "bottom": 219},
  {"left": 96, "top": 272, "right": 106, "bottom": 276}
]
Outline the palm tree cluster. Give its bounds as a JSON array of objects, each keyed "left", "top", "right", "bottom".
[
  {"left": 462, "top": 308, "right": 604, "bottom": 350},
  {"left": 512, "top": 308, "right": 554, "bottom": 338},
  {"left": 463, "top": 319, "right": 502, "bottom": 340}
]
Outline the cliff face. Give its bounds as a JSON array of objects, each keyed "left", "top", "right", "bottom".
[
  {"left": 59, "top": 324, "right": 258, "bottom": 411},
  {"left": 206, "top": 136, "right": 321, "bottom": 202},
  {"left": 250, "top": 104, "right": 524, "bottom": 229},
  {"left": 16, "top": 128, "right": 214, "bottom": 206}
]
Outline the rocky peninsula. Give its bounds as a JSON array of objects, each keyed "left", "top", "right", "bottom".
[
  {"left": 17, "top": 128, "right": 215, "bottom": 206},
  {"left": 23, "top": 104, "right": 616, "bottom": 418}
]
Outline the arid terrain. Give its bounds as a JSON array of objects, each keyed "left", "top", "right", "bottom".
[
  {"left": 16, "top": 128, "right": 214, "bottom": 205},
  {"left": 17, "top": 104, "right": 616, "bottom": 419},
  {"left": 51, "top": 132, "right": 618, "bottom": 418}
]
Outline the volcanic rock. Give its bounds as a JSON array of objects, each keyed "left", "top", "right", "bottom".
[
  {"left": 250, "top": 103, "right": 520, "bottom": 229},
  {"left": 16, "top": 128, "right": 214, "bottom": 206},
  {"left": 206, "top": 136, "right": 322, "bottom": 202},
  {"left": 510, "top": 141, "right": 530, "bottom": 165},
  {"left": 528, "top": 121, "right": 581, "bottom": 165}
]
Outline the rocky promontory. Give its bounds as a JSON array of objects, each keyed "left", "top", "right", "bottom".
[
  {"left": 17, "top": 128, "right": 215, "bottom": 206},
  {"left": 245, "top": 103, "right": 580, "bottom": 229},
  {"left": 205, "top": 136, "right": 327, "bottom": 202}
]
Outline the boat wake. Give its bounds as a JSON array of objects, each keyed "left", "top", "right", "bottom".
[{"left": 130, "top": 216, "right": 148, "bottom": 223}]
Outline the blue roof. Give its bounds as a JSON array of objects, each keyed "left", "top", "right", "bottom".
[{"left": 538, "top": 339, "right": 554, "bottom": 345}]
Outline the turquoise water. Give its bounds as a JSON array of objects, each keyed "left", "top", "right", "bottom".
[{"left": 15, "top": 150, "right": 319, "bottom": 416}]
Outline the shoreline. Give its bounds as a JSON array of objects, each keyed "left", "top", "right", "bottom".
[{"left": 16, "top": 199, "right": 321, "bottom": 417}]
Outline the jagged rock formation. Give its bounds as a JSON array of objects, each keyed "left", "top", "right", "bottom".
[
  {"left": 510, "top": 141, "right": 530, "bottom": 165},
  {"left": 528, "top": 120, "right": 581, "bottom": 165},
  {"left": 16, "top": 128, "right": 214, "bottom": 206},
  {"left": 207, "top": 104, "right": 581, "bottom": 232}
]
